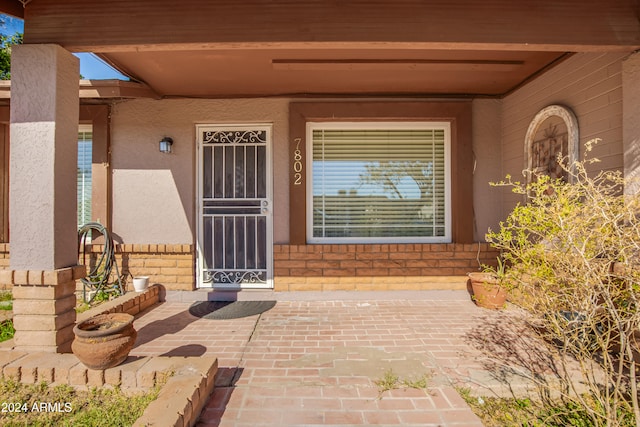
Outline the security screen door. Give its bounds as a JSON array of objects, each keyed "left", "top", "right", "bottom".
[{"left": 197, "top": 125, "right": 273, "bottom": 289}]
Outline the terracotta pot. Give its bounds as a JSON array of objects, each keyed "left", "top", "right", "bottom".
[
  {"left": 468, "top": 272, "right": 508, "bottom": 309},
  {"left": 72, "top": 313, "right": 137, "bottom": 370}
]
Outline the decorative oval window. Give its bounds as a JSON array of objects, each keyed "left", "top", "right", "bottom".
[{"left": 524, "top": 105, "right": 579, "bottom": 182}]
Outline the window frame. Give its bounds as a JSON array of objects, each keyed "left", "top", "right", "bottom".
[{"left": 305, "top": 121, "right": 452, "bottom": 244}]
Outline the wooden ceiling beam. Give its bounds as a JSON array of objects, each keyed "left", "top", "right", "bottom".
[
  {"left": 0, "top": 0, "right": 25, "bottom": 19},
  {"left": 30, "top": 41, "right": 640, "bottom": 55},
  {"left": 22, "top": 0, "right": 640, "bottom": 53}
]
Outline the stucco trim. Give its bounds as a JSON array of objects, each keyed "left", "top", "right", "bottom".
[{"left": 289, "top": 101, "right": 473, "bottom": 245}]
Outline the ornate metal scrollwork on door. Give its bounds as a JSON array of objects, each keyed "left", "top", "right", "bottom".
[
  {"left": 203, "top": 270, "right": 266, "bottom": 285},
  {"left": 203, "top": 130, "right": 267, "bottom": 144}
]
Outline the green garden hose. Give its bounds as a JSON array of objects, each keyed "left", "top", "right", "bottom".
[{"left": 78, "top": 222, "right": 124, "bottom": 303}]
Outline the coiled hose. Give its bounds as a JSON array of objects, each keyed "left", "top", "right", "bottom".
[{"left": 78, "top": 222, "right": 124, "bottom": 303}]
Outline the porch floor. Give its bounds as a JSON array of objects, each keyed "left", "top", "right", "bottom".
[{"left": 130, "top": 290, "right": 564, "bottom": 427}]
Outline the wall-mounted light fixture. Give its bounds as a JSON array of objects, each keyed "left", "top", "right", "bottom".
[{"left": 159, "top": 137, "right": 173, "bottom": 154}]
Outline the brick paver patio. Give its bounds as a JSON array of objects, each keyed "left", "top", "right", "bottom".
[{"left": 130, "top": 290, "right": 554, "bottom": 426}]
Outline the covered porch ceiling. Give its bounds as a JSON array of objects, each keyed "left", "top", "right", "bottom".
[
  {"left": 100, "top": 48, "right": 569, "bottom": 98},
  {"left": 4, "top": 0, "right": 640, "bottom": 98}
]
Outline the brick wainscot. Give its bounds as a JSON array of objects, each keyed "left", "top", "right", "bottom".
[
  {"left": 83, "top": 244, "right": 196, "bottom": 291},
  {"left": 273, "top": 243, "right": 499, "bottom": 291},
  {"left": 0, "top": 243, "right": 500, "bottom": 292}
]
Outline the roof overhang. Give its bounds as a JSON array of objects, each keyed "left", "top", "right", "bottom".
[{"left": 0, "top": 80, "right": 159, "bottom": 101}]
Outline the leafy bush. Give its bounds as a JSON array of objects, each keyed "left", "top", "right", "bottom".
[
  {"left": 486, "top": 141, "right": 640, "bottom": 426},
  {"left": 0, "top": 33, "right": 22, "bottom": 80},
  {"left": 0, "top": 290, "right": 12, "bottom": 311},
  {"left": 0, "top": 319, "right": 14, "bottom": 342}
]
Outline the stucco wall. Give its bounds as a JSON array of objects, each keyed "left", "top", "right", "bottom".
[
  {"left": 111, "top": 97, "right": 505, "bottom": 245},
  {"left": 110, "top": 98, "right": 290, "bottom": 244},
  {"left": 501, "top": 52, "right": 626, "bottom": 216},
  {"left": 623, "top": 51, "right": 640, "bottom": 195},
  {"left": 471, "top": 99, "right": 503, "bottom": 241}
]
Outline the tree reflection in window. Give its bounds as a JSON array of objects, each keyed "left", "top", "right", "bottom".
[
  {"left": 360, "top": 160, "right": 434, "bottom": 200},
  {"left": 359, "top": 160, "right": 437, "bottom": 223},
  {"left": 309, "top": 124, "right": 450, "bottom": 242}
]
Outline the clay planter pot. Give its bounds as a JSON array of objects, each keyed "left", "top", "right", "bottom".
[
  {"left": 468, "top": 272, "right": 508, "bottom": 309},
  {"left": 72, "top": 313, "right": 137, "bottom": 370}
]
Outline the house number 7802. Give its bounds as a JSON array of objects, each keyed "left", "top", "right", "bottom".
[{"left": 293, "top": 138, "right": 303, "bottom": 185}]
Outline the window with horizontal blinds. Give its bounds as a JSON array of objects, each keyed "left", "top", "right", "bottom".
[
  {"left": 307, "top": 122, "right": 451, "bottom": 243},
  {"left": 77, "top": 125, "right": 92, "bottom": 229}
]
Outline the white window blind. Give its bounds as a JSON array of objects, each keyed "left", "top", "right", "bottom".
[
  {"left": 307, "top": 122, "right": 451, "bottom": 243},
  {"left": 77, "top": 125, "right": 92, "bottom": 229}
]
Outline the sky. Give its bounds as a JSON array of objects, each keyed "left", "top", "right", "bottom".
[{"left": 1, "top": 13, "right": 128, "bottom": 80}]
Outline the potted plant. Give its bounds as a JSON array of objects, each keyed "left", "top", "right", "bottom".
[
  {"left": 72, "top": 313, "right": 137, "bottom": 370},
  {"left": 468, "top": 256, "right": 509, "bottom": 309}
]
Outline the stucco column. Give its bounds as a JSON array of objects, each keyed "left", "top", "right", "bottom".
[
  {"left": 8, "top": 44, "right": 82, "bottom": 353},
  {"left": 623, "top": 50, "right": 640, "bottom": 195}
]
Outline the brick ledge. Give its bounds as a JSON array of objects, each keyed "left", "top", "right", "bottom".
[
  {"left": 0, "top": 282, "right": 214, "bottom": 427},
  {"left": 273, "top": 275, "right": 471, "bottom": 292},
  {"left": 83, "top": 244, "right": 194, "bottom": 254},
  {"left": 77, "top": 283, "right": 165, "bottom": 323}
]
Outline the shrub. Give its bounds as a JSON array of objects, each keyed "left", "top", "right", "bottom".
[
  {"left": 0, "top": 319, "right": 14, "bottom": 342},
  {"left": 487, "top": 141, "right": 640, "bottom": 426}
]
